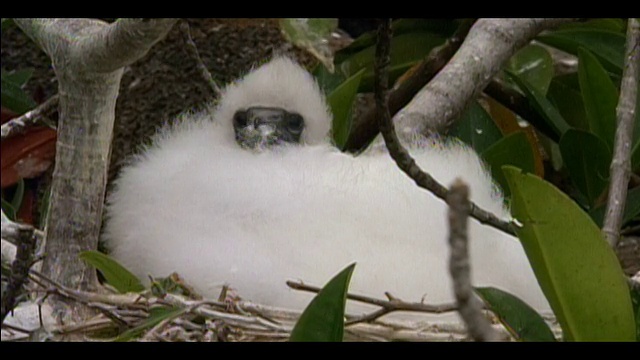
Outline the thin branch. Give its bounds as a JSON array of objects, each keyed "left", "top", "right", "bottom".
[
  {"left": 178, "top": 19, "right": 222, "bottom": 97},
  {"left": 372, "top": 19, "right": 515, "bottom": 236},
  {"left": 286, "top": 280, "right": 457, "bottom": 325},
  {"left": 1, "top": 224, "right": 37, "bottom": 324},
  {"left": 344, "top": 19, "right": 476, "bottom": 152},
  {"left": 447, "top": 179, "right": 500, "bottom": 342},
  {"left": 395, "top": 18, "right": 575, "bottom": 137},
  {"left": 0, "top": 95, "right": 58, "bottom": 141},
  {"left": 602, "top": 18, "right": 640, "bottom": 248}
]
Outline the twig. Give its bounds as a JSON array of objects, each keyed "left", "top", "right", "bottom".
[
  {"left": 286, "top": 280, "right": 457, "bottom": 325},
  {"left": 0, "top": 94, "right": 58, "bottom": 141},
  {"left": 344, "top": 19, "right": 476, "bottom": 152},
  {"left": 1, "top": 224, "right": 37, "bottom": 324},
  {"left": 603, "top": 18, "right": 640, "bottom": 248},
  {"left": 447, "top": 179, "right": 500, "bottom": 342},
  {"left": 179, "top": 19, "right": 222, "bottom": 98},
  {"left": 372, "top": 19, "right": 516, "bottom": 236}
]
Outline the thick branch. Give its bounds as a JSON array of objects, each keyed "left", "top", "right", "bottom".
[
  {"left": 603, "top": 18, "right": 640, "bottom": 248},
  {"left": 447, "top": 179, "right": 500, "bottom": 342},
  {"left": 344, "top": 19, "right": 475, "bottom": 152},
  {"left": 373, "top": 19, "right": 515, "bottom": 236},
  {"left": 395, "top": 18, "right": 575, "bottom": 138}
]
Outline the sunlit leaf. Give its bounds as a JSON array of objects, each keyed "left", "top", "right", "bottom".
[
  {"left": 475, "top": 287, "right": 556, "bottom": 342},
  {"left": 559, "top": 129, "right": 611, "bottom": 208},
  {"left": 79, "top": 250, "right": 145, "bottom": 293},
  {"left": 280, "top": 19, "right": 338, "bottom": 73},
  {"left": 504, "top": 166, "right": 635, "bottom": 341},
  {"left": 507, "top": 44, "right": 554, "bottom": 95},
  {"left": 537, "top": 28, "right": 625, "bottom": 73},
  {"left": 578, "top": 47, "right": 618, "bottom": 150},
  {"left": 506, "top": 71, "right": 570, "bottom": 142},
  {"left": 328, "top": 69, "right": 365, "bottom": 150},
  {"left": 290, "top": 263, "right": 355, "bottom": 342},
  {"left": 451, "top": 101, "right": 503, "bottom": 154},
  {"left": 480, "top": 131, "right": 535, "bottom": 197}
]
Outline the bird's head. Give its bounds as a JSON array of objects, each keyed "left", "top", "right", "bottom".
[{"left": 213, "top": 56, "right": 332, "bottom": 151}]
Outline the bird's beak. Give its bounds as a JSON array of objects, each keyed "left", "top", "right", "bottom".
[{"left": 233, "top": 107, "right": 304, "bottom": 151}]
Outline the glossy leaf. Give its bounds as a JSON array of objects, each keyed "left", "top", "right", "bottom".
[
  {"left": 537, "top": 28, "right": 625, "bottom": 73},
  {"left": 328, "top": 69, "right": 365, "bottom": 150},
  {"left": 115, "top": 307, "right": 185, "bottom": 342},
  {"left": 1, "top": 75, "right": 36, "bottom": 114},
  {"left": 475, "top": 287, "right": 556, "bottom": 342},
  {"left": 280, "top": 19, "right": 338, "bottom": 73},
  {"left": 290, "top": 263, "right": 355, "bottom": 342},
  {"left": 450, "top": 101, "right": 503, "bottom": 154},
  {"left": 559, "top": 129, "right": 611, "bottom": 208},
  {"left": 504, "top": 166, "right": 635, "bottom": 341},
  {"left": 338, "top": 32, "right": 445, "bottom": 92},
  {"left": 578, "top": 47, "right": 618, "bottom": 150},
  {"left": 507, "top": 45, "right": 554, "bottom": 95},
  {"left": 547, "top": 74, "right": 589, "bottom": 131},
  {"left": 480, "top": 131, "right": 535, "bottom": 197},
  {"left": 506, "top": 71, "right": 570, "bottom": 141},
  {"left": 79, "top": 250, "right": 145, "bottom": 293}
]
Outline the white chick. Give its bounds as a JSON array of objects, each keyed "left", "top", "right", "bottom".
[{"left": 103, "top": 57, "right": 550, "bottom": 321}]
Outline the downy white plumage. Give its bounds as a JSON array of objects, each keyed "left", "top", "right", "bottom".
[{"left": 103, "top": 57, "right": 550, "bottom": 320}]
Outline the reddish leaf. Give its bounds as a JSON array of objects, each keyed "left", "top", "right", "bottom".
[
  {"left": 1, "top": 126, "right": 56, "bottom": 188},
  {"left": 1, "top": 106, "right": 18, "bottom": 124}
]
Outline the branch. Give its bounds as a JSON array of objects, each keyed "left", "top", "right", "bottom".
[
  {"left": 0, "top": 95, "right": 58, "bottom": 141},
  {"left": 447, "top": 179, "right": 500, "bottom": 342},
  {"left": 286, "top": 280, "right": 457, "bottom": 325},
  {"left": 344, "top": 19, "right": 476, "bottom": 152},
  {"left": 1, "top": 223, "right": 37, "bottom": 324},
  {"left": 395, "top": 18, "right": 575, "bottom": 137},
  {"left": 602, "top": 18, "right": 640, "bottom": 248},
  {"left": 178, "top": 19, "right": 222, "bottom": 97},
  {"left": 373, "top": 19, "right": 516, "bottom": 236}
]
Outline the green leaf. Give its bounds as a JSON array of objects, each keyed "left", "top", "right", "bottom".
[
  {"left": 115, "top": 306, "right": 185, "bottom": 342},
  {"left": 559, "top": 129, "right": 611, "bottom": 208},
  {"left": 557, "top": 19, "right": 625, "bottom": 33},
  {"left": 10, "top": 179, "right": 25, "bottom": 214},
  {"left": 338, "top": 32, "right": 445, "bottom": 92},
  {"left": 327, "top": 69, "right": 365, "bottom": 150},
  {"left": 504, "top": 166, "right": 635, "bottom": 341},
  {"left": 1, "top": 196, "right": 16, "bottom": 221},
  {"left": 547, "top": 74, "right": 589, "bottom": 131},
  {"left": 2, "top": 68, "right": 34, "bottom": 87},
  {"left": 589, "top": 186, "right": 640, "bottom": 228},
  {"left": 79, "top": 250, "right": 145, "bottom": 293},
  {"left": 475, "top": 287, "right": 556, "bottom": 342},
  {"left": 480, "top": 131, "right": 535, "bottom": 197},
  {"left": 1, "top": 18, "right": 14, "bottom": 32},
  {"left": 630, "top": 283, "right": 640, "bottom": 341},
  {"left": 290, "top": 263, "right": 356, "bottom": 342},
  {"left": 450, "top": 100, "right": 504, "bottom": 154},
  {"left": 1, "top": 74, "right": 36, "bottom": 114},
  {"left": 537, "top": 28, "right": 625, "bottom": 74},
  {"left": 578, "top": 47, "right": 619, "bottom": 150},
  {"left": 506, "top": 71, "right": 570, "bottom": 142},
  {"left": 632, "top": 90, "right": 640, "bottom": 172},
  {"left": 507, "top": 45, "right": 554, "bottom": 95},
  {"left": 280, "top": 19, "right": 338, "bottom": 73}
]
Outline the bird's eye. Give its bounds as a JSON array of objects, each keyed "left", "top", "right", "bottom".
[
  {"left": 287, "top": 114, "right": 304, "bottom": 133},
  {"left": 233, "top": 111, "right": 249, "bottom": 128}
]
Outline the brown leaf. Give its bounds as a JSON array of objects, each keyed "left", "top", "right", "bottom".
[{"left": 1, "top": 127, "right": 56, "bottom": 188}]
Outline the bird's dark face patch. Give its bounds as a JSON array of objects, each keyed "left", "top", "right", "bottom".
[{"left": 233, "top": 107, "right": 305, "bottom": 151}]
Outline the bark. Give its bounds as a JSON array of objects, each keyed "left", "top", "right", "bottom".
[{"left": 12, "top": 18, "right": 177, "bottom": 323}]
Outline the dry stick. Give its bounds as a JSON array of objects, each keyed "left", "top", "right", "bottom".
[
  {"left": 447, "top": 179, "right": 501, "bottom": 342},
  {"left": 344, "top": 19, "right": 475, "bottom": 153},
  {"left": 372, "top": 19, "right": 515, "bottom": 236},
  {"left": 1, "top": 224, "right": 37, "bottom": 324},
  {"left": 179, "top": 19, "right": 222, "bottom": 98},
  {"left": 286, "top": 280, "right": 457, "bottom": 325},
  {"left": 0, "top": 94, "right": 59, "bottom": 141},
  {"left": 603, "top": 18, "right": 640, "bottom": 248}
]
